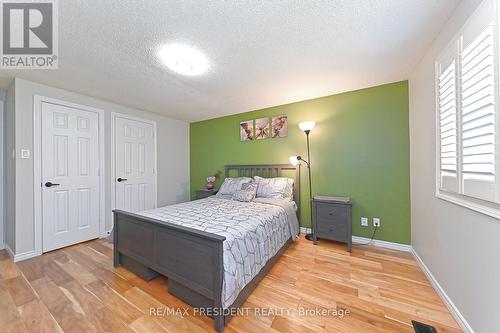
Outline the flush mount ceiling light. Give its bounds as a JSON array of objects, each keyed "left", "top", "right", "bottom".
[{"left": 157, "top": 43, "right": 209, "bottom": 76}]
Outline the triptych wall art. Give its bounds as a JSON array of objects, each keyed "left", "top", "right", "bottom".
[{"left": 240, "top": 115, "right": 288, "bottom": 141}]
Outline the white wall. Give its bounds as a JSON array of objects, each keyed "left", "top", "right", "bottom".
[
  {"left": 5, "top": 81, "right": 15, "bottom": 253},
  {"left": 10, "top": 78, "right": 190, "bottom": 256},
  {"left": 409, "top": 1, "right": 500, "bottom": 332}
]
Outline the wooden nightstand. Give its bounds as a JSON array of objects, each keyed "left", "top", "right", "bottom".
[
  {"left": 195, "top": 189, "right": 218, "bottom": 200},
  {"left": 312, "top": 196, "right": 352, "bottom": 251}
]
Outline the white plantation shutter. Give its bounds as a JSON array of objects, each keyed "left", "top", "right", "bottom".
[
  {"left": 460, "top": 23, "right": 498, "bottom": 201},
  {"left": 437, "top": 47, "right": 459, "bottom": 193},
  {"left": 436, "top": 0, "right": 500, "bottom": 204}
]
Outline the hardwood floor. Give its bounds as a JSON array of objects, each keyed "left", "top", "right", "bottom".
[{"left": 0, "top": 236, "right": 461, "bottom": 333}]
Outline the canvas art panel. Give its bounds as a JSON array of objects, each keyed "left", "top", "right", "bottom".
[
  {"left": 240, "top": 120, "right": 254, "bottom": 141},
  {"left": 272, "top": 115, "right": 288, "bottom": 138},
  {"left": 255, "top": 117, "right": 270, "bottom": 140}
]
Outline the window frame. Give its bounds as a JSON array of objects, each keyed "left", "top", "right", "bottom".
[{"left": 435, "top": 0, "right": 500, "bottom": 219}]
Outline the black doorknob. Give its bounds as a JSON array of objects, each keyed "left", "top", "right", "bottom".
[
  {"left": 117, "top": 178, "right": 127, "bottom": 182},
  {"left": 45, "top": 182, "right": 60, "bottom": 187}
]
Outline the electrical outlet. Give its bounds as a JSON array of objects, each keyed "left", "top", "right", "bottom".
[
  {"left": 373, "top": 218, "right": 381, "bottom": 227},
  {"left": 361, "top": 217, "right": 368, "bottom": 227}
]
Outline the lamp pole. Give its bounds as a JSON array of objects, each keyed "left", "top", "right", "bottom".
[
  {"left": 292, "top": 120, "right": 316, "bottom": 242},
  {"left": 304, "top": 130, "right": 314, "bottom": 242}
]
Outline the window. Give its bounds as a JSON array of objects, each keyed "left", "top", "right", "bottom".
[{"left": 436, "top": 0, "right": 500, "bottom": 216}]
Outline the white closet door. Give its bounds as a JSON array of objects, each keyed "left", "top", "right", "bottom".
[
  {"left": 114, "top": 116, "right": 156, "bottom": 213},
  {"left": 42, "top": 102, "right": 100, "bottom": 252}
]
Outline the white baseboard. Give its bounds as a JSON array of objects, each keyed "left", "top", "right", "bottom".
[
  {"left": 352, "top": 236, "right": 412, "bottom": 252},
  {"left": 5, "top": 243, "right": 13, "bottom": 257},
  {"left": 300, "top": 227, "right": 312, "bottom": 234},
  {"left": 13, "top": 250, "right": 35, "bottom": 262},
  {"left": 411, "top": 248, "right": 474, "bottom": 333},
  {"left": 5, "top": 243, "right": 36, "bottom": 262}
]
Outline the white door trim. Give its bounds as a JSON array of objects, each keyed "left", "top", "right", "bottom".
[
  {"left": 33, "top": 95, "right": 105, "bottom": 257},
  {"left": 0, "top": 92, "right": 4, "bottom": 251},
  {"left": 110, "top": 112, "right": 157, "bottom": 232}
]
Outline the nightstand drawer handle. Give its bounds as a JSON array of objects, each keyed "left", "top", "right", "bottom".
[{"left": 329, "top": 211, "right": 335, "bottom": 215}]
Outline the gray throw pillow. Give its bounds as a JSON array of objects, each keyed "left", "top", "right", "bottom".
[
  {"left": 217, "top": 177, "right": 252, "bottom": 195},
  {"left": 232, "top": 182, "right": 258, "bottom": 202}
]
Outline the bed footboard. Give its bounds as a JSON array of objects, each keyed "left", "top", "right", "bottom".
[{"left": 113, "top": 210, "right": 226, "bottom": 332}]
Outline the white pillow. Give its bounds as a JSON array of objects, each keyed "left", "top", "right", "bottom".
[
  {"left": 217, "top": 177, "right": 252, "bottom": 195},
  {"left": 254, "top": 176, "right": 294, "bottom": 200}
]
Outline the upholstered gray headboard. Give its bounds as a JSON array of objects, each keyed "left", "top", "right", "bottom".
[{"left": 224, "top": 164, "right": 301, "bottom": 219}]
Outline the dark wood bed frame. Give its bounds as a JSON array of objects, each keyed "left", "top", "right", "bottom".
[{"left": 113, "top": 164, "right": 300, "bottom": 332}]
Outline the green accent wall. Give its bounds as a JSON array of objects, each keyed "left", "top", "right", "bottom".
[{"left": 190, "top": 81, "right": 410, "bottom": 244}]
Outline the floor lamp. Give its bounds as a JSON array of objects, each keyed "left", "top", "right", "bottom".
[{"left": 289, "top": 120, "right": 316, "bottom": 241}]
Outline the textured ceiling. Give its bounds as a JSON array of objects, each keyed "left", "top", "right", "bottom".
[{"left": 0, "top": 0, "right": 459, "bottom": 121}]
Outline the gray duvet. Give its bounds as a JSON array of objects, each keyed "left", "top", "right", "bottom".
[{"left": 137, "top": 196, "right": 299, "bottom": 308}]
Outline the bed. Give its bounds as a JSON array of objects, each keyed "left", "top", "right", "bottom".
[{"left": 113, "top": 164, "right": 301, "bottom": 332}]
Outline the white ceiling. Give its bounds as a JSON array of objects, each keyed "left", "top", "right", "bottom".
[{"left": 0, "top": 0, "right": 459, "bottom": 122}]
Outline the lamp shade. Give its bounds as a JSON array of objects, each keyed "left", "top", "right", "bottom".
[
  {"left": 298, "top": 121, "right": 316, "bottom": 132},
  {"left": 289, "top": 156, "right": 299, "bottom": 166}
]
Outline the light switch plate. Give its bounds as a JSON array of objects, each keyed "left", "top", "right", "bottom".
[
  {"left": 361, "top": 217, "right": 368, "bottom": 227},
  {"left": 21, "top": 149, "right": 30, "bottom": 159}
]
